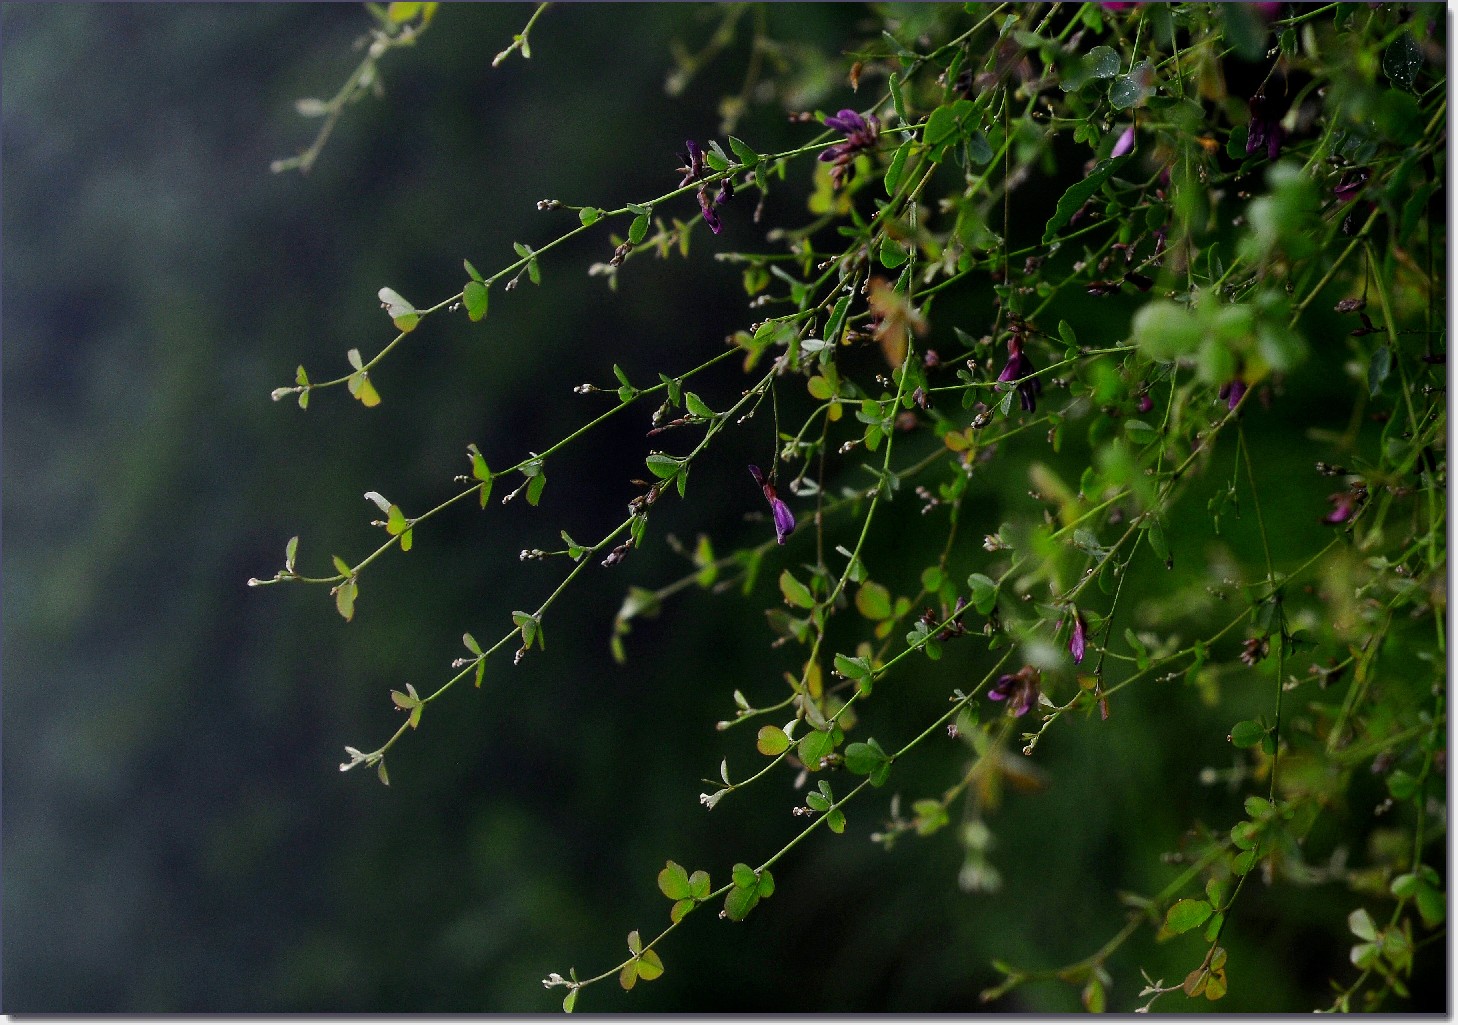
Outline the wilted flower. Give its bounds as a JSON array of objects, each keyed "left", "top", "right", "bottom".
[
  {"left": 1070, "top": 610, "right": 1089, "bottom": 665},
  {"left": 819, "top": 108, "right": 880, "bottom": 188},
  {"left": 748, "top": 464, "right": 796, "bottom": 544},
  {"left": 1246, "top": 93, "right": 1285, "bottom": 161},
  {"left": 998, "top": 336, "right": 1042, "bottom": 412},
  {"left": 988, "top": 665, "right": 1042, "bottom": 717}
]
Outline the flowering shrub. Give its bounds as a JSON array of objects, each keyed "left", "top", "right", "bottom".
[{"left": 255, "top": 2, "right": 1445, "bottom": 1012}]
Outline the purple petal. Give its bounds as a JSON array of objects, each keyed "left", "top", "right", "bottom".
[
  {"left": 823, "top": 109, "right": 865, "bottom": 134},
  {"left": 1071, "top": 612, "right": 1088, "bottom": 665},
  {"left": 770, "top": 497, "right": 796, "bottom": 545},
  {"left": 748, "top": 464, "right": 766, "bottom": 487},
  {"left": 1111, "top": 125, "right": 1135, "bottom": 158}
]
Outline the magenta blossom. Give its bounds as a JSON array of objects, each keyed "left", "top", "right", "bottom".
[
  {"left": 1333, "top": 168, "right": 1370, "bottom": 204},
  {"left": 998, "top": 336, "right": 1043, "bottom": 412},
  {"left": 1246, "top": 93, "right": 1286, "bottom": 161},
  {"left": 1323, "top": 487, "right": 1366, "bottom": 524},
  {"left": 988, "top": 666, "right": 1042, "bottom": 718},
  {"left": 819, "top": 108, "right": 880, "bottom": 188},
  {"left": 1219, "top": 378, "right": 1248, "bottom": 411},
  {"left": 1070, "top": 610, "right": 1089, "bottom": 665},
  {"left": 679, "top": 140, "right": 731, "bottom": 235},
  {"left": 1111, "top": 124, "right": 1135, "bottom": 158},
  {"left": 748, "top": 465, "right": 796, "bottom": 545}
]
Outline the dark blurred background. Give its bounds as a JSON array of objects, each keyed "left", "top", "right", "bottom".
[{"left": 1, "top": 3, "right": 1441, "bottom": 1013}]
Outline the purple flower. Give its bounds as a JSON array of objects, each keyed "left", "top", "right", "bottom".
[
  {"left": 997, "top": 336, "right": 1043, "bottom": 412},
  {"left": 1070, "top": 610, "right": 1088, "bottom": 665},
  {"left": 1246, "top": 93, "right": 1285, "bottom": 161},
  {"left": 1333, "top": 168, "right": 1370, "bottom": 204},
  {"left": 697, "top": 188, "right": 723, "bottom": 235},
  {"left": 988, "top": 666, "right": 1042, "bottom": 718},
  {"left": 678, "top": 140, "right": 705, "bottom": 187},
  {"left": 748, "top": 465, "right": 796, "bottom": 545},
  {"left": 1323, "top": 486, "right": 1365, "bottom": 524},
  {"left": 1111, "top": 124, "right": 1136, "bottom": 158},
  {"left": 819, "top": 108, "right": 880, "bottom": 188},
  {"left": 679, "top": 140, "right": 733, "bottom": 235},
  {"left": 1219, "top": 378, "right": 1247, "bottom": 411}
]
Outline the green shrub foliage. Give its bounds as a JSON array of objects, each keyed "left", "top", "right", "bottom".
[{"left": 255, "top": 2, "right": 1446, "bottom": 1012}]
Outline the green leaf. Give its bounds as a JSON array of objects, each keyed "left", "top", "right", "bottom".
[
  {"left": 967, "top": 572, "right": 998, "bottom": 614},
  {"left": 385, "top": 505, "right": 408, "bottom": 535},
  {"left": 347, "top": 371, "right": 382, "bottom": 407},
  {"left": 1164, "top": 897, "right": 1213, "bottom": 934},
  {"left": 798, "top": 728, "right": 836, "bottom": 770},
  {"left": 1229, "top": 720, "right": 1267, "bottom": 748},
  {"left": 578, "top": 206, "right": 601, "bottom": 226},
  {"left": 629, "top": 213, "right": 650, "bottom": 245},
  {"left": 1230, "top": 820, "right": 1260, "bottom": 851},
  {"left": 463, "top": 632, "right": 482, "bottom": 656},
  {"left": 1085, "top": 44, "right": 1119, "bottom": 79},
  {"left": 722, "top": 884, "right": 760, "bottom": 921},
  {"left": 756, "top": 724, "right": 790, "bottom": 756},
  {"left": 827, "top": 809, "right": 846, "bottom": 834},
  {"left": 1042, "top": 155, "right": 1130, "bottom": 244},
  {"left": 1348, "top": 907, "right": 1377, "bottom": 942},
  {"left": 727, "top": 135, "right": 759, "bottom": 165},
  {"left": 1145, "top": 516, "right": 1170, "bottom": 567},
  {"left": 684, "top": 391, "right": 716, "bottom": 418},
  {"left": 1368, "top": 344, "right": 1392, "bottom": 397},
  {"left": 513, "top": 610, "right": 540, "bottom": 649},
  {"left": 618, "top": 961, "right": 638, "bottom": 991},
  {"left": 377, "top": 286, "right": 420, "bottom": 332},
  {"left": 670, "top": 898, "right": 694, "bottom": 924},
  {"left": 1243, "top": 795, "right": 1274, "bottom": 819},
  {"left": 658, "top": 860, "right": 691, "bottom": 900},
  {"left": 1108, "top": 67, "right": 1150, "bottom": 109},
  {"left": 843, "top": 739, "right": 889, "bottom": 777},
  {"left": 332, "top": 554, "right": 352, "bottom": 576},
  {"left": 878, "top": 236, "right": 908, "bottom": 268},
  {"left": 645, "top": 453, "right": 684, "bottom": 480},
  {"left": 756, "top": 869, "right": 775, "bottom": 897},
  {"left": 562, "top": 989, "right": 578, "bottom": 1013},
  {"left": 463, "top": 280, "right": 489, "bottom": 321},
  {"left": 779, "top": 569, "right": 815, "bottom": 609},
  {"left": 526, "top": 472, "right": 547, "bottom": 506},
  {"left": 885, "top": 138, "right": 911, "bottom": 197},
  {"left": 888, "top": 71, "right": 908, "bottom": 125},
  {"left": 636, "top": 949, "right": 663, "bottom": 981},
  {"left": 463, "top": 258, "right": 483, "bottom": 282},
  {"left": 334, "top": 578, "right": 357, "bottom": 621},
  {"left": 1383, "top": 29, "right": 1423, "bottom": 90},
  {"left": 1125, "top": 419, "right": 1158, "bottom": 446},
  {"left": 855, "top": 581, "right": 893, "bottom": 620},
  {"left": 688, "top": 870, "right": 710, "bottom": 900},
  {"left": 825, "top": 293, "right": 852, "bottom": 345},
  {"left": 731, "top": 863, "right": 758, "bottom": 890},
  {"left": 1386, "top": 769, "right": 1419, "bottom": 801},
  {"left": 833, "top": 652, "right": 872, "bottom": 683},
  {"left": 284, "top": 535, "right": 299, "bottom": 572}
]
